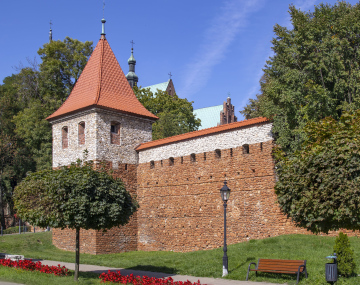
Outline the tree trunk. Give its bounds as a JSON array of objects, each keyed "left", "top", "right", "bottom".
[
  {"left": 74, "top": 227, "right": 80, "bottom": 281},
  {"left": 0, "top": 174, "right": 5, "bottom": 230}
]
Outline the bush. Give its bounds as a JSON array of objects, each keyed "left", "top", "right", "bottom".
[{"left": 334, "top": 232, "right": 356, "bottom": 277}]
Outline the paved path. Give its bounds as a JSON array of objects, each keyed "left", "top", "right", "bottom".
[{"left": 0, "top": 259, "right": 282, "bottom": 285}]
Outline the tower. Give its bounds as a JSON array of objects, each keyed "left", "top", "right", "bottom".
[
  {"left": 49, "top": 20, "right": 53, "bottom": 43},
  {"left": 126, "top": 41, "right": 138, "bottom": 88},
  {"left": 46, "top": 18, "right": 157, "bottom": 170}
]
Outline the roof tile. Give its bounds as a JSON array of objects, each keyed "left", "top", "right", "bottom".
[
  {"left": 136, "top": 117, "right": 270, "bottom": 151},
  {"left": 47, "top": 38, "right": 158, "bottom": 121}
]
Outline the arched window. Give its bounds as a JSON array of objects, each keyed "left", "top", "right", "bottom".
[
  {"left": 78, "top": 122, "right": 85, "bottom": 145},
  {"left": 62, "top": 127, "right": 68, "bottom": 149},
  {"left": 169, "top": 157, "right": 174, "bottom": 166},
  {"left": 190, "top": 153, "right": 196, "bottom": 162},
  {"left": 111, "top": 122, "right": 120, "bottom": 145}
]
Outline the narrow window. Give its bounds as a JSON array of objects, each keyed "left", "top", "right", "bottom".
[
  {"left": 62, "top": 127, "right": 68, "bottom": 149},
  {"left": 230, "top": 148, "right": 233, "bottom": 157},
  {"left": 181, "top": 156, "right": 183, "bottom": 164},
  {"left": 204, "top": 152, "right": 206, "bottom": 161},
  {"left": 215, "top": 149, "right": 221, "bottom": 158},
  {"left": 78, "top": 122, "right": 85, "bottom": 145},
  {"left": 150, "top": 160, "right": 155, "bottom": 169},
  {"left": 260, "top": 142, "right": 263, "bottom": 152},
  {"left": 161, "top": 160, "right": 163, "bottom": 166},
  {"left": 169, "top": 157, "right": 174, "bottom": 166},
  {"left": 243, "top": 144, "right": 250, "bottom": 154},
  {"left": 111, "top": 122, "right": 120, "bottom": 145},
  {"left": 190, "top": 153, "right": 196, "bottom": 162},
  {"left": 125, "top": 164, "right": 128, "bottom": 170}
]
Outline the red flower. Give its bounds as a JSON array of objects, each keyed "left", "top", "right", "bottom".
[{"left": 0, "top": 259, "right": 68, "bottom": 276}]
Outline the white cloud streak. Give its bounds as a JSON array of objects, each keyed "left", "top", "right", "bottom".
[{"left": 179, "top": 0, "right": 264, "bottom": 98}]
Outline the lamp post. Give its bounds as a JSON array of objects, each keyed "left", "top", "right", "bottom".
[{"left": 220, "top": 181, "right": 231, "bottom": 277}]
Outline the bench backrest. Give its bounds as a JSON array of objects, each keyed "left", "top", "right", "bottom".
[{"left": 257, "top": 259, "right": 306, "bottom": 272}]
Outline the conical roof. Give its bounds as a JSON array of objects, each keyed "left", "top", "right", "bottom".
[{"left": 47, "top": 37, "right": 158, "bottom": 121}]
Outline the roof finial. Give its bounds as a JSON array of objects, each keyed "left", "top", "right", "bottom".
[
  {"left": 101, "top": 1, "right": 106, "bottom": 38},
  {"left": 168, "top": 72, "right": 172, "bottom": 80},
  {"left": 49, "top": 20, "right": 53, "bottom": 43}
]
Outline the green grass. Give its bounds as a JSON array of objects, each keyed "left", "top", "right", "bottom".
[{"left": 0, "top": 232, "right": 360, "bottom": 284}]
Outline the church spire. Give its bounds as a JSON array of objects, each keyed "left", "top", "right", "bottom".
[
  {"left": 126, "top": 40, "right": 138, "bottom": 88},
  {"left": 49, "top": 20, "right": 53, "bottom": 43},
  {"left": 101, "top": 18, "right": 106, "bottom": 39}
]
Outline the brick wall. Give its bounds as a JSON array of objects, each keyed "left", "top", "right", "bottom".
[{"left": 52, "top": 163, "right": 138, "bottom": 255}]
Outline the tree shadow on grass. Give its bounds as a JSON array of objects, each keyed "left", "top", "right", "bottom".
[{"left": 229, "top": 256, "right": 255, "bottom": 274}]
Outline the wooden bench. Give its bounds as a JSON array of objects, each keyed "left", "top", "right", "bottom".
[{"left": 246, "top": 259, "right": 307, "bottom": 284}]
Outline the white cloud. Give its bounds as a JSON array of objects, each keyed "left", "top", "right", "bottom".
[{"left": 179, "top": 0, "right": 264, "bottom": 98}]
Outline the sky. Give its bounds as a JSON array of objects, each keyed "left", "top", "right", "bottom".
[{"left": 1, "top": 0, "right": 359, "bottom": 120}]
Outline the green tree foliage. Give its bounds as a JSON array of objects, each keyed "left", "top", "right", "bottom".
[
  {"left": 134, "top": 86, "right": 201, "bottom": 140},
  {"left": 275, "top": 111, "right": 360, "bottom": 234},
  {"left": 242, "top": 2, "right": 360, "bottom": 153},
  {"left": 334, "top": 232, "right": 356, "bottom": 277},
  {"left": 13, "top": 160, "right": 138, "bottom": 281},
  {"left": 12, "top": 37, "right": 93, "bottom": 170}
]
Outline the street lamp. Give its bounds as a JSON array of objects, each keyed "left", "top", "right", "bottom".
[{"left": 220, "top": 181, "right": 231, "bottom": 277}]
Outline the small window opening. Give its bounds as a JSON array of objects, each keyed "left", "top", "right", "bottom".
[
  {"left": 110, "top": 122, "right": 120, "bottom": 145},
  {"left": 125, "top": 164, "right": 128, "bottom": 171},
  {"left": 260, "top": 142, "right": 263, "bottom": 152},
  {"left": 169, "top": 157, "right": 174, "bottom": 166},
  {"left": 190, "top": 153, "right": 196, "bottom": 162},
  {"left": 204, "top": 152, "right": 206, "bottom": 161},
  {"left": 150, "top": 160, "right": 155, "bottom": 169},
  {"left": 215, "top": 149, "right": 221, "bottom": 158},
  {"left": 78, "top": 122, "right": 85, "bottom": 145},
  {"left": 161, "top": 160, "right": 163, "bottom": 166},
  {"left": 230, "top": 148, "right": 233, "bottom": 157},
  {"left": 181, "top": 156, "right": 184, "bottom": 164},
  {"left": 62, "top": 127, "right": 68, "bottom": 149},
  {"left": 243, "top": 144, "right": 250, "bottom": 154}
]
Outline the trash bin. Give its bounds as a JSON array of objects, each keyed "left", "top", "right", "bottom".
[{"left": 325, "top": 253, "right": 338, "bottom": 282}]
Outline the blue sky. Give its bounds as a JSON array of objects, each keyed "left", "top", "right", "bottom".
[{"left": 1, "top": 0, "right": 359, "bottom": 119}]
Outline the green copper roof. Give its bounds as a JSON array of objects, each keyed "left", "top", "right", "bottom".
[
  {"left": 128, "top": 49, "right": 136, "bottom": 63},
  {"left": 193, "top": 105, "right": 223, "bottom": 130},
  {"left": 143, "top": 80, "right": 170, "bottom": 94}
]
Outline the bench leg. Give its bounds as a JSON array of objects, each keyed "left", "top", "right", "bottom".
[
  {"left": 246, "top": 269, "right": 250, "bottom": 281},
  {"left": 297, "top": 271, "right": 300, "bottom": 284}
]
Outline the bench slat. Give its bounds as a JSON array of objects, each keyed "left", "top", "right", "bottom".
[
  {"left": 257, "top": 265, "right": 305, "bottom": 272},
  {"left": 250, "top": 269, "right": 301, "bottom": 274}
]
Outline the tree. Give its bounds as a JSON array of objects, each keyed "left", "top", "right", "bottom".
[
  {"left": 12, "top": 37, "right": 93, "bottom": 170},
  {"left": 275, "top": 111, "right": 360, "bottom": 234},
  {"left": 13, "top": 160, "right": 138, "bottom": 281},
  {"left": 241, "top": 2, "right": 360, "bottom": 153},
  {"left": 134, "top": 86, "right": 201, "bottom": 140}
]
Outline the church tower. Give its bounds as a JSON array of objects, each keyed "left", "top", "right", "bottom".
[
  {"left": 47, "top": 18, "right": 157, "bottom": 169},
  {"left": 126, "top": 42, "right": 138, "bottom": 88}
]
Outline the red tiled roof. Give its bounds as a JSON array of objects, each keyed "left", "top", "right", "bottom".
[
  {"left": 136, "top": 117, "right": 270, "bottom": 151},
  {"left": 47, "top": 37, "right": 158, "bottom": 121}
]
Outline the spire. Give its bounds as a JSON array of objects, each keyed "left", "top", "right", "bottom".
[
  {"left": 46, "top": 33, "right": 157, "bottom": 121},
  {"left": 126, "top": 40, "right": 138, "bottom": 88},
  {"left": 49, "top": 20, "right": 53, "bottom": 43},
  {"left": 101, "top": 18, "right": 106, "bottom": 39}
]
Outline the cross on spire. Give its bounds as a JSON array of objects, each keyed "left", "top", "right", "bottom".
[
  {"left": 130, "top": 40, "right": 135, "bottom": 49},
  {"left": 168, "top": 72, "right": 172, "bottom": 79},
  {"left": 103, "top": 0, "right": 105, "bottom": 18}
]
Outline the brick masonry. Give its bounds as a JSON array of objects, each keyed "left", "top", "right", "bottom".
[{"left": 50, "top": 120, "right": 359, "bottom": 254}]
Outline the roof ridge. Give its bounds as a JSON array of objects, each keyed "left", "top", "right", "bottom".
[{"left": 95, "top": 39, "right": 104, "bottom": 104}]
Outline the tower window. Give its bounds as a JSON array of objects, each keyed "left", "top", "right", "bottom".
[
  {"left": 62, "top": 127, "right": 68, "bottom": 149},
  {"left": 111, "top": 122, "right": 120, "bottom": 145},
  {"left": 150, "top": 160, "right": 155, "bottom": 169},
  {"left": 78, "top": 122, "right": 85, "bottom": 145},
  {"left": 190, "top": 153, "right": 196, "bottom": 162},
  {"left": 169, "top": 157, "right": 174, "bottom": 166}
]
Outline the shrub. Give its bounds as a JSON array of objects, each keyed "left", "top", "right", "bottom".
[{"left": 333, "top": 232, "right": 356, "bottom": 277}]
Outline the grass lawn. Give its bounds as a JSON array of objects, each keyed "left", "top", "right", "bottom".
[{"left": 0, "top": 232, "right": 359, "bottom": 284}]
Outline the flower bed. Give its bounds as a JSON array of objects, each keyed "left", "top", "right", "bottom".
[
  {"left": 99, "top": 271, "right": 203, "bottom": 285},
  {"left": 0, "top": 258, "right": 69, "bottom": 276}
]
